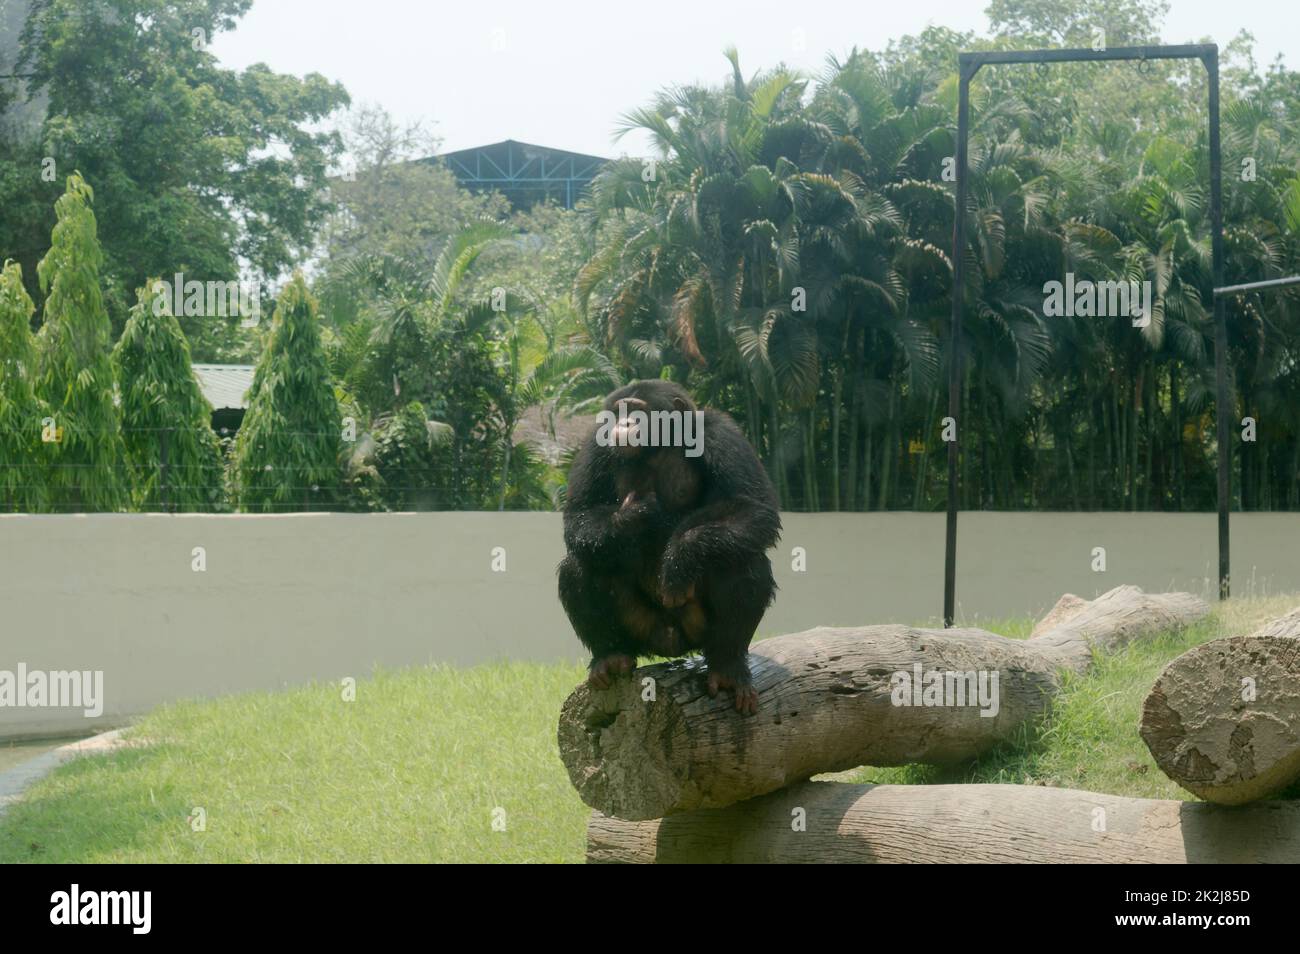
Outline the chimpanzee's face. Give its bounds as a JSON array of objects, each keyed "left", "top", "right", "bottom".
[
  {"left": 606, "top": 396, "right": 653, "bottom": 459},
  {"left": 601, "top": 383, "right": 695, "bottom": 460}
]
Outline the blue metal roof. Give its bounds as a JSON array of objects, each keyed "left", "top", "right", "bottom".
[{"left": 432, "top": 139, "right": 608, "bottom": 209}]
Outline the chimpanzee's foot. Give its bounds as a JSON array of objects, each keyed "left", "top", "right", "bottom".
[
  {"left": 706, "top": 664, "right": 758, "bottom": 716},
  {"left": 587, "top": 654, "right": 637, "bottom": 689}
]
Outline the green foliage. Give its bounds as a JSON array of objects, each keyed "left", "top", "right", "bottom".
[
  {"left": 34, "top": 173, "right": 126, "bottom": 512},
  {"left": 321, "top": 218, "right": 592, "bottom": 511},
  {"left": 0, "top": 260, "right": 47, "bottom": 512},
  {"left": 344, "top": 400, "right": 453, "bottom": 511},
  {"left": 112, "top": 283, "right": 228, "bottom": 512},
  {"left": 425, "top": 314, "right": 512, "bottom": 509},
  {"left": 464, "top": 203, "right": 597, "bottom": 307},
  {"left": 3, "top": 0, "right": 348, "bottom": 357},
  {"left": 315, "top": 105, "right": 510, "bottom": 327},
  {"left": 234, "top": 274, "right": 342, "bottom": 511},
  {"left": 575, "top": 7, "right": 1300, "bottom": 514}
]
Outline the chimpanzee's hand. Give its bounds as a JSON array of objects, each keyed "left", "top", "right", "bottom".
[
  {"left": 657, "top": 553, "right": 698, "bottom": 609},
  {"left": 611, "top": 492, "right": 659, "bottom": 530}
]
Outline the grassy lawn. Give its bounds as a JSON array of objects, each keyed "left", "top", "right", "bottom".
[{"left": 2, "top": 595, "right": 1297, "bottom": 863}]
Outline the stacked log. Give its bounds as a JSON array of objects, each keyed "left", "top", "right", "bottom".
[
  {"left": 559, "top": 586, "right": 1300, "bottom": 863},
  {"left": 586, "top": 780, "right": 1300, "bottom": 864},
  {"left": 1140, "top": 607, "right": 1300, "bottom": 804},
  {"left": 559, "top": 586, "right": 1208, "bottom": 820}
]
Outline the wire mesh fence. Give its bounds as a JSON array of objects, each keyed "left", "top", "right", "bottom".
[{"left": 2, "top": 422, "right": 1290, "bottom": 514}]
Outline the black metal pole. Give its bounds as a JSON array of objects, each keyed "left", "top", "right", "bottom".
[
  {"left": 963, "top": 44, "right": 1216, "bottom": 67},
  {"left": 943, "top": 42, "right": 1233, "bottom": 621},
  {"left": 945, "top": 61, "right": 975, "bottom": 628},
  {"left": 1206, "top": 48, "right": 1230, "bottom": 600}
]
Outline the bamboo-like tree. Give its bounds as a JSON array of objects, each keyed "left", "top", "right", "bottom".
[
  {"left": 0, "top": 261, "right": 47, "bottom": 512},
  {"left": 35, "top": 173, "right": 127, "bottom": 512},
  {"left": 234, "top": 273, "right": 342, "bottom": 511},
  {"left": 112, "top": 282, "right": 228, "bottom": 511}
]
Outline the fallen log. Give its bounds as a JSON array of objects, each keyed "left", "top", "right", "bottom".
[
  {"left": 559, "top": 585, "right": 1208, "bottom": 820},
  {"left": 1140, "top": 607, "right": 1300, "bottom": 805},
  {"left": 586, "top": 780, "right": 1300, "bottom": 863}
]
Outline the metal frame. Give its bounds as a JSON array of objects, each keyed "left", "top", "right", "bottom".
[
  {"left": 945, "top": 44, "right": 1230, "bottom": 627},
  {"left": 439, "top": 140, "right": 606, "bottom": 210}
]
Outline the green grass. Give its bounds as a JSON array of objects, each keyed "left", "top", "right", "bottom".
[
  {"left": 0, "top": 662, "right": 592, "bottom": 863},
  {"left": 2, "top": 599, "right": 1296, "bottom": 863},
  {"left": 836, "top": 616, "right": 1226, "bottom": 796}
]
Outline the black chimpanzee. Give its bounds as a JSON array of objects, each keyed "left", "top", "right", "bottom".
[{"left": 557, "top": 380, "right": 781, "bottom": 715}]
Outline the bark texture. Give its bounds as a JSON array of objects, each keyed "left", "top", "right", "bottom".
[
  {"left": 559, "top": 586, "right": 1209, "bottom": 820},
  {"left": 585, "top": 781, "right": 1300, "bottom": 863}
]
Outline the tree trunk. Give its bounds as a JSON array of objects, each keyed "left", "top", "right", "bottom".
[
  {"left": 913, "top": 385, "right": 939, "bottom": 510},
  {"left": 768, "top": 399, "right": 785, "bottom": 508},
  {"left": 1171, "top": 362, "right": 1182, "bottom": 511},
  {"left": 1128, "top": 373, "right": 1139, "bottom": 510},
  {"left": 585, "top": 780, "right": 1300, "bottom": 863},
  {"left": 558, "top": 586, "right": 1208, "bottom": 820},
  {"left": 1284, "top": 439, "right": 1294, "bottom": 512},
  {"left": 498, "top": 424, "right": 513, "bottom": 511},
  {"left": 876, "top": 387, "right": 894, "bottom": 510},
  {"left": 862, "top": 417, "right": 873, "bottom": 512},
  {"left": 831, "top": 363, "right": 842, "bottom": 511},
  {"left": 845, "top": 329, "right": 864, "bottom": 511},
  {"left": 1143, "top": 361, "right": 1154, "bottom": 509},
  {"left": 1140, "top": 607, "right": 1300, "bottom": 805}
]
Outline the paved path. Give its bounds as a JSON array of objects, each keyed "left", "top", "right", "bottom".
[{"left": 0, "top": 730, "right": 129, "bottom": 818}]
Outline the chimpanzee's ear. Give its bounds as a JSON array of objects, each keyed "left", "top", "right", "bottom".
[{"left": 672, "top": 396, "right": 691, "bottom": 413}]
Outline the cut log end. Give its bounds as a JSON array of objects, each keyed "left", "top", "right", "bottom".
[
  {"left": 1141, "top": 634, "right": 1300, "bottom": 805},
  {"left": 557, "top": 661, "right": 701, "bottom": 822}
]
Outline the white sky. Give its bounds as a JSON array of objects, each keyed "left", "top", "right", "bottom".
[{"left": 210, "top": 0, "right": 1297, "bottom": 160}]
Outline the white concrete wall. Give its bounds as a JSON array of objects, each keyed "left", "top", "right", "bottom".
[{"left": 2, "top": 511, "right": 1296, "bottom": 738}]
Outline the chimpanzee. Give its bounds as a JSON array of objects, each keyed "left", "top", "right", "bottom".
[{"left": 557, "top": 380, "right": 781, "bottom": 715}]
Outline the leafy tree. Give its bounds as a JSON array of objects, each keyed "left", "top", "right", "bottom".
[
  {"left": 315, "top": 104, "right": 510, "bottom": 327},
  {"left": 35, "top": 173, "right": 126, "bottom": 511},
  {"left": 5, "top": 0, "right": 348, "bottom": 351},
  {"left": 464, "top": 202, "right": 597, "bottom": 306},
  {"left": 0, "top": 259, "right": 46, "bottom": 512},
  {"left": 342, "top": 400, "right": 453, "bottom": 511},
  {"left": 234, "top": 273, "right": 342, "bottom": 511},
  {"left": 572, "top": 9, "right": 1300, "bottom": 515},
  {"left": 112, "top": 282, "right": 227, "bottom": 511}
]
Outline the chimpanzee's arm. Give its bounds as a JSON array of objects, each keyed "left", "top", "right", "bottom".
[
  {"left": 562, "top": 431, "right": 660, "bottom": 562},
  {"left": 658, "top": 410, "right": 781, "bottom": 597}
]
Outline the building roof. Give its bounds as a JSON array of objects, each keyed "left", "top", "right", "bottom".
[
  {"left": 431, "top": 139, "right": 608, "bottom": 210},
  {"left": 192, "top": 364, "right": 255, "bottom": 411}
]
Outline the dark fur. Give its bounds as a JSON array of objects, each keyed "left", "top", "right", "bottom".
[{"left": 557, "top": 380, "right": 781, "bottom": 714}]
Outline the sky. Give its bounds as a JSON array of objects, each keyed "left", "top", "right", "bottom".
[{"left": 209, "top": 0, "right": 1297, "bottom": 161}]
